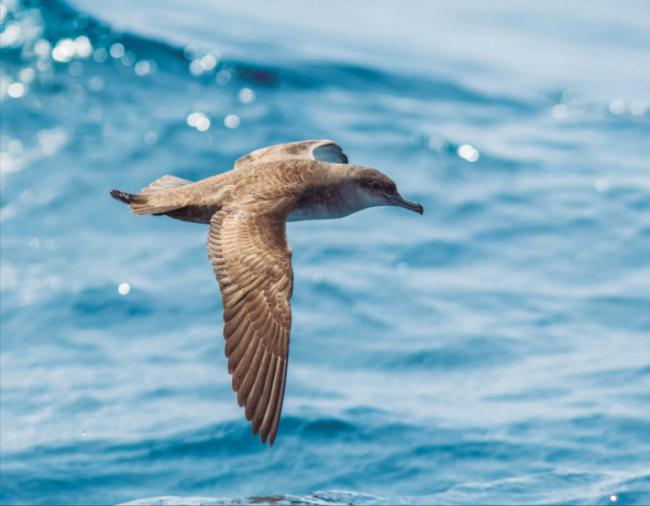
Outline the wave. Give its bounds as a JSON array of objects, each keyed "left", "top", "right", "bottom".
[
  {"left": 2, "top": 1, "right": 649, "bottom": 506},
  {"left": 2, "top": 0, "right": 535, "bottom": 113},
  {"left": 120, "top": 490, "right": 390, "bottom": 506}
]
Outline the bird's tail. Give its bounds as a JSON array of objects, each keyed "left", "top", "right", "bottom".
[
  {"left": 109, "top": 189, "right": 157, "bottom": 215},
  {"left": 110, "top": 189, "right": 138, "bottom": 205},
  {"left": 110, "top": 175, "right": 192, "bottom": 215}
]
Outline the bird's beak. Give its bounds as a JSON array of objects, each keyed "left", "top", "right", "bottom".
[{"left": 390, "top": 194, "right": 424, "bottom": 215}]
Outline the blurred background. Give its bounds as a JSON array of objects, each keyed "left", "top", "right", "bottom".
[{"left": 1, "top": 0, "right": 649, "bottom": 504}]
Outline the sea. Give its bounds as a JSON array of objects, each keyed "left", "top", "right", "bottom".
[{"left": 1, "top": 0, "right": 649, "bottom": 504}]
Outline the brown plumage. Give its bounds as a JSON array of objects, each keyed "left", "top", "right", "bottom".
[{"left": 111, "top": 139, "right": 423, "bottom": 446}]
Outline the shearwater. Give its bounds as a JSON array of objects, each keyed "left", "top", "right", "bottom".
[{"left": 111, "top": 140, "right": 423, "bottom": 446}]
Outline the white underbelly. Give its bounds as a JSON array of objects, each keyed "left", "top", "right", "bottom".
[{"left": 287, "top": 203, "right": 349, "bottom": 222}]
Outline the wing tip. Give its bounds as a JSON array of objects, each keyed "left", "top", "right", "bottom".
[
  {"left": 267, "top": 430, "right": 278, "bottom": 447},
  {"left": 312, "top": 142, "right": 348, "bottom": 164},
  {"left": 260, "top": 428, "right": 277, "bottom": 447}
]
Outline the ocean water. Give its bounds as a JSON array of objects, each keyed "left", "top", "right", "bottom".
[{"left": 1, "top": 0, "right": 650, "bottom": 504}]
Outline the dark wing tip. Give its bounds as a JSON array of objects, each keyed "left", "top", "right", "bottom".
[{"left": 260, "top": 426, "right": 278, "bottom": 447}]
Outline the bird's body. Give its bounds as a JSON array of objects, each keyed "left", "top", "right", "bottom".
[{"left": 111, "top": 140, "right": 422, "bottom": 446}]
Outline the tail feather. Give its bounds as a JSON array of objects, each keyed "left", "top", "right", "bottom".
[
  {"left": 110, "top": 188, "right": 179, "bottom": 215},
  {"left": 140, "top": 175, "right": 191, "bottom": 194},
  {"left": 110, "top": 189, "right": 142, "bottom": 204},
  {"left": 110, "top": 175, "right": 191, "bottom": 216}
]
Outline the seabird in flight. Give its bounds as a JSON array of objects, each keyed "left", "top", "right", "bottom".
[{"left": 111, "top": 140, "right": 423, "bottom": 446}]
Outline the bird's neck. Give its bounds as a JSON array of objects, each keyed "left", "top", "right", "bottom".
[{"left": 287, "top": 166, "right": 366, "bottom": 221}]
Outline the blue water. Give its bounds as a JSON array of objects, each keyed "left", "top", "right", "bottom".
[{"left": 1, "top": 0, "right": 649, "bottom": 504}]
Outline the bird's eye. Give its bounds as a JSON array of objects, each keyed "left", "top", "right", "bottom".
[{"left": 370, "top": 181, "right": 383, "bottom": 190}]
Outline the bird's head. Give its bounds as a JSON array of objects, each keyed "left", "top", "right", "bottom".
[{"left": 351, "top": 168, "right": 424, "bottom": 215}]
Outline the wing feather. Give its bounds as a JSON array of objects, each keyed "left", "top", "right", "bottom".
[
  {"left": 235, "top": 139, "right": 349, "bottom": 169},
  {"left": 207, "top": 200, "right": 294, "bottom": 446},
  {"left": 268, "top": 360, "right": 287, "bottom": 446},
  {"left": 247, "top": 351, "right": 272, "bottom": 419},
  {"left": 260, "top": 357, "right": 284, "bottom": 443}
]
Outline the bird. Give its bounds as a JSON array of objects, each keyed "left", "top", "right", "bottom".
[{"left": 110, "top": 139, "right": 423, "bottom": 446}]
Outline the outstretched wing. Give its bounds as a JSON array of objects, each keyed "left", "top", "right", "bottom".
[
  {"left": 207, "top": 198, "right": 294, "bottom": 446},
  {"left": 235, "top": 139, "right": 349, "bottom": 169}
]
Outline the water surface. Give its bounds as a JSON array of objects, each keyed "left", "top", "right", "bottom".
[{"left": 1, "top": 1, "right": 649, "bottom": 504}]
